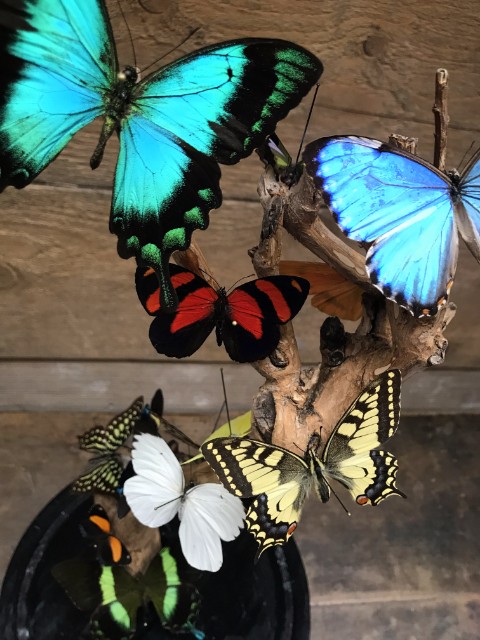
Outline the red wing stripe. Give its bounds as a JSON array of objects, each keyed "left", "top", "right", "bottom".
[
  {"left": 144, "top": 270, "right": 197, "bottom": 314},
  {"left": 254, "top": 280, "right": 291, "bottom": 322},
  {"left": 145, "top": 291, "right": 160, "bottom": 314},
  {"left": 228, "top": 289, "right": 263, "bottom": 338},
  {"left": 170, "top": 287, "right": 218, "bottom": 333},
  {"left": 171, "top": 271, "right": 196, "bottom": 288}
]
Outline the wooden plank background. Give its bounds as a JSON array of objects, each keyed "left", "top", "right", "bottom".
[
  {"left": 1, "top": 5, "right": 480, "bottom": 638},
  {"left": 0, "top": 0, "right": 479, "bottom": 380}
]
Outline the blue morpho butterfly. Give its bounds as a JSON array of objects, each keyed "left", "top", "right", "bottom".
[
  {"left": 0, "top": 0, "right": 323, "bottom": 309},
  {"left": 303, "top": 136, "right": 480, "bottom": 317}
]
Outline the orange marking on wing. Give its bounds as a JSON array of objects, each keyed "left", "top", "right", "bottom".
[
  {"left": 280, "top": 260, "right": 363, "bottom": 321},
  {"left": 90, "top": 514, "right": 111, "bottom": 534},
  {"left": 109, "top": 536, "right": 123, "bottom": 563},
  {"left": 287, "top": 522, "right": 297, "bottom": 537},
  {"left": 356, "top": 495, "right": 369, "bottom": 506}
]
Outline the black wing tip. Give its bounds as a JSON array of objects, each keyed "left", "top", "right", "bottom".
[{"left": 368, "top": 266, "right": 449, "bottom": 319}]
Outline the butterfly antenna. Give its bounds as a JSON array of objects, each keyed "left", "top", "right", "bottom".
[
  {"left": 154, "top": 495, "right": 183, "bottom": 511},
  {"left": 226, "top": 273, "right": 256, "bottom": 294},
  {"left": 198, "top": 267, "right": 221, "bottom": 290},
  {"left": 322, "top": 476, "right": 351, "bottom": 516},
  {"left": 141, "top": 27, "right": 201, "bottom": 75},
  {"left": 137, "top": 0, "right": 159, "bottom": 12},
  {"left": 212, "top": 400, "right": 226, "bottom": 433},
  {"left": 294, "top": 84, "right": 320, "bottom": 165},
  {"left": 456, "top": 141, "right": 476, "bottom": 173},
  {"left": 116, "top": 0, "right": 137, "bottom": 70},
  {"left": 220, "top": 368, "right": 232, "bottom": 435}
]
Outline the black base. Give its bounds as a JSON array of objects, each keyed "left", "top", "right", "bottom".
[{"left": 0, "top": 486, "right": 310, "bottom": 640}]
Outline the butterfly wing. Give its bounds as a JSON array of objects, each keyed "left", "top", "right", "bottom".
[
  {"left": 144, "top": 548, "right": 201, "bottom": 632},
  {"left": 279, "top": 260, "right": 363, "bottom": 320},
  {"left": 51, "top": 555, "right": 103, "bottom": 611},
  {"left": 178, "top": 483, "right": 245, "bottom": 572},
  {"left": 124, "top": 434, "right": 184, "bottom": 527},
  {"left": 320, "top": 369, "right": 405, "bottom": 505},
  {"left": 81, "top": 505, "right": 132, "bottom": 566},
  {"left": 0, "top": 0, "right": 115, "bottom": 190},
  {"left": 113, "top": 40, "right": 322, "bottom": 308},
  {"left": 222, "top": 275, "right": 310, "bottom": 362},
  {"left": 78, "top": 396, "right": 144, "bottom": 453},
  {"left": 202, "top": 437, "right": 312, "bottom": 557},
  {"left": 456, "top": 151, "right": 480, "bottom": 262},
  {"left": 72, "top": 455, "right": 124, "bottom": 494},
  {"left": 136, "top": 40, "right": 322, "bottom": 166},
  {"left": 303, "top": 136, "right": 458, "bottom": 316},
  {"left": 136, "top": 264, "right": 218, "bottom": 358}
]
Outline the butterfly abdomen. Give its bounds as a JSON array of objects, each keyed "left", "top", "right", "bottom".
[
  {"left": 90, "top": 69, "right": 138, "bottom": 170},
  {"left": 214, "top": 288, "right": 229, "bottom": 346}
]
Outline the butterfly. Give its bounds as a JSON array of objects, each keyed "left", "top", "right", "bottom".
[
  {"left": 80, "top": 504, "right": 131, "bottom": 566},
  {"left": 256, "top": 132, "right": 303, "bottom": 186},
  {"left": 185, "top": 410, "right": 252, "bottom": 465},
  {"left": 52, "top": 546, "right": 202, "bottom": 639},
  {"left": 279, "top": 260, "right": 364, "bottom": 320},
  {"left": 303, "top": 136, "right": 480, "bottom": 317},
  {"left": 0, "top": 1, "right": 323, "bottom": 310},
  {"left": 73, "top": 397, "right": 146, "bottom": 495},
  {"left": 135, "top": 263, "right": 310, "bottom": 362},
  {"left": 123, "top": 433, "right": 245, "bottom": 572},
  {"left": 202, "top": 369, "right": 405, "bottom": 559}
]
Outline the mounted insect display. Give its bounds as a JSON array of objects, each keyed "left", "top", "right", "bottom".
[{"left": 0, "top": 1, "right": 477, "bottom": 639}]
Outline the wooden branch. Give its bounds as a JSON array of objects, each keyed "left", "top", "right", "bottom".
[
  {"left": 432, "top": 69, "right": 449, "bottom": 170},
  {"left": 174, "top": 238, "right": 218, "bottom": 288},
  {"left": 249, "top": 89, "right": 455, "bottom": 453}
]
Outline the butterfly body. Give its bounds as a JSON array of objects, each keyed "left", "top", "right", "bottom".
[
  {"left": 202, "top": 370, "right": 405, "bottom": 558},
  {"left": 303, "top": 136, "right": 480, "bottom": 316},
  {"left": 124, "top": 433, "right": 245, "bottom": 571},
  {"left": 0, "top": 1, "right": 322, "bottom": 307},
  {"left": 136, "top": 264, "right": 310, "bottom": 362},
  {"left": 90, "top": 65, "right": 139, "bottom": 170}
]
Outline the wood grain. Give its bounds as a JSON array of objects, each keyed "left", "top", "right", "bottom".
[
  {"left": 1, "top": 186, "right": 480, "bottom": 365},
  {"left": 1, "top": 362, "right": 479, "bottom": 414},
  {"left": 0, "top": 0, "right": 479, "bottom": 373}
]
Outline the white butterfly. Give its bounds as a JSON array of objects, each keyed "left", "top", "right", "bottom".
[{"left": 124, "top": 433, "right": 245, "bottom": 572}]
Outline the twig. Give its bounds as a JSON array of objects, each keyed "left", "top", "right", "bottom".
[
  {"left": 432, "top": 68, "right": 449, "bottom": 170},
  {"left": 174, "top": 237, "right": 217, "bottom": 288}
]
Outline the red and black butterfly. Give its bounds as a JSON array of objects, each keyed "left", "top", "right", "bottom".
[
  {"left": 80, "top": 504, "right": 131, "bottom": 566},
  {"left": 135, "top": 264, "right": 310, "bottom": 363}
]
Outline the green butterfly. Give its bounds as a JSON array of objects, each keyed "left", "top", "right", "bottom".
[
  {"left": 202, "top": 370, "right": 405, "bottom": 558},
  {"left": 73, "top": 397, "right": 146, "bottom": 495},
  {"left": 52, "top": 546, "right": 201, "bottom": 639}
]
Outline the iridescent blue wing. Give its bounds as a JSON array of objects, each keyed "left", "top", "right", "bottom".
[
  {"left": 0, "top": 0, "right": 116, "bottom": 189},
  {"left": 114, "top": 40, "right": 322, "bottom": 307},
  {"left": 303, "top": 136, "right": 458, "bottom": 317},
  {"left": 457, "top": 150, "right": 480, "bottom": 262}
]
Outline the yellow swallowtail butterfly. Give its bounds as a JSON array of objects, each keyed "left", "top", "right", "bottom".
[{"left": 201, "top": 369, "right": 405, "bottom": 558}]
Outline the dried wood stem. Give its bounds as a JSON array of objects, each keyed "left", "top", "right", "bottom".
[
  {"left": 249, "top": 111, "right": 454, "bottom": 453},
  {"left": 432, "top": 68, "right": 449, "bottom": 170},
  {"left": 174, "top": 237, "right": 218, "bottom": 288}
]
